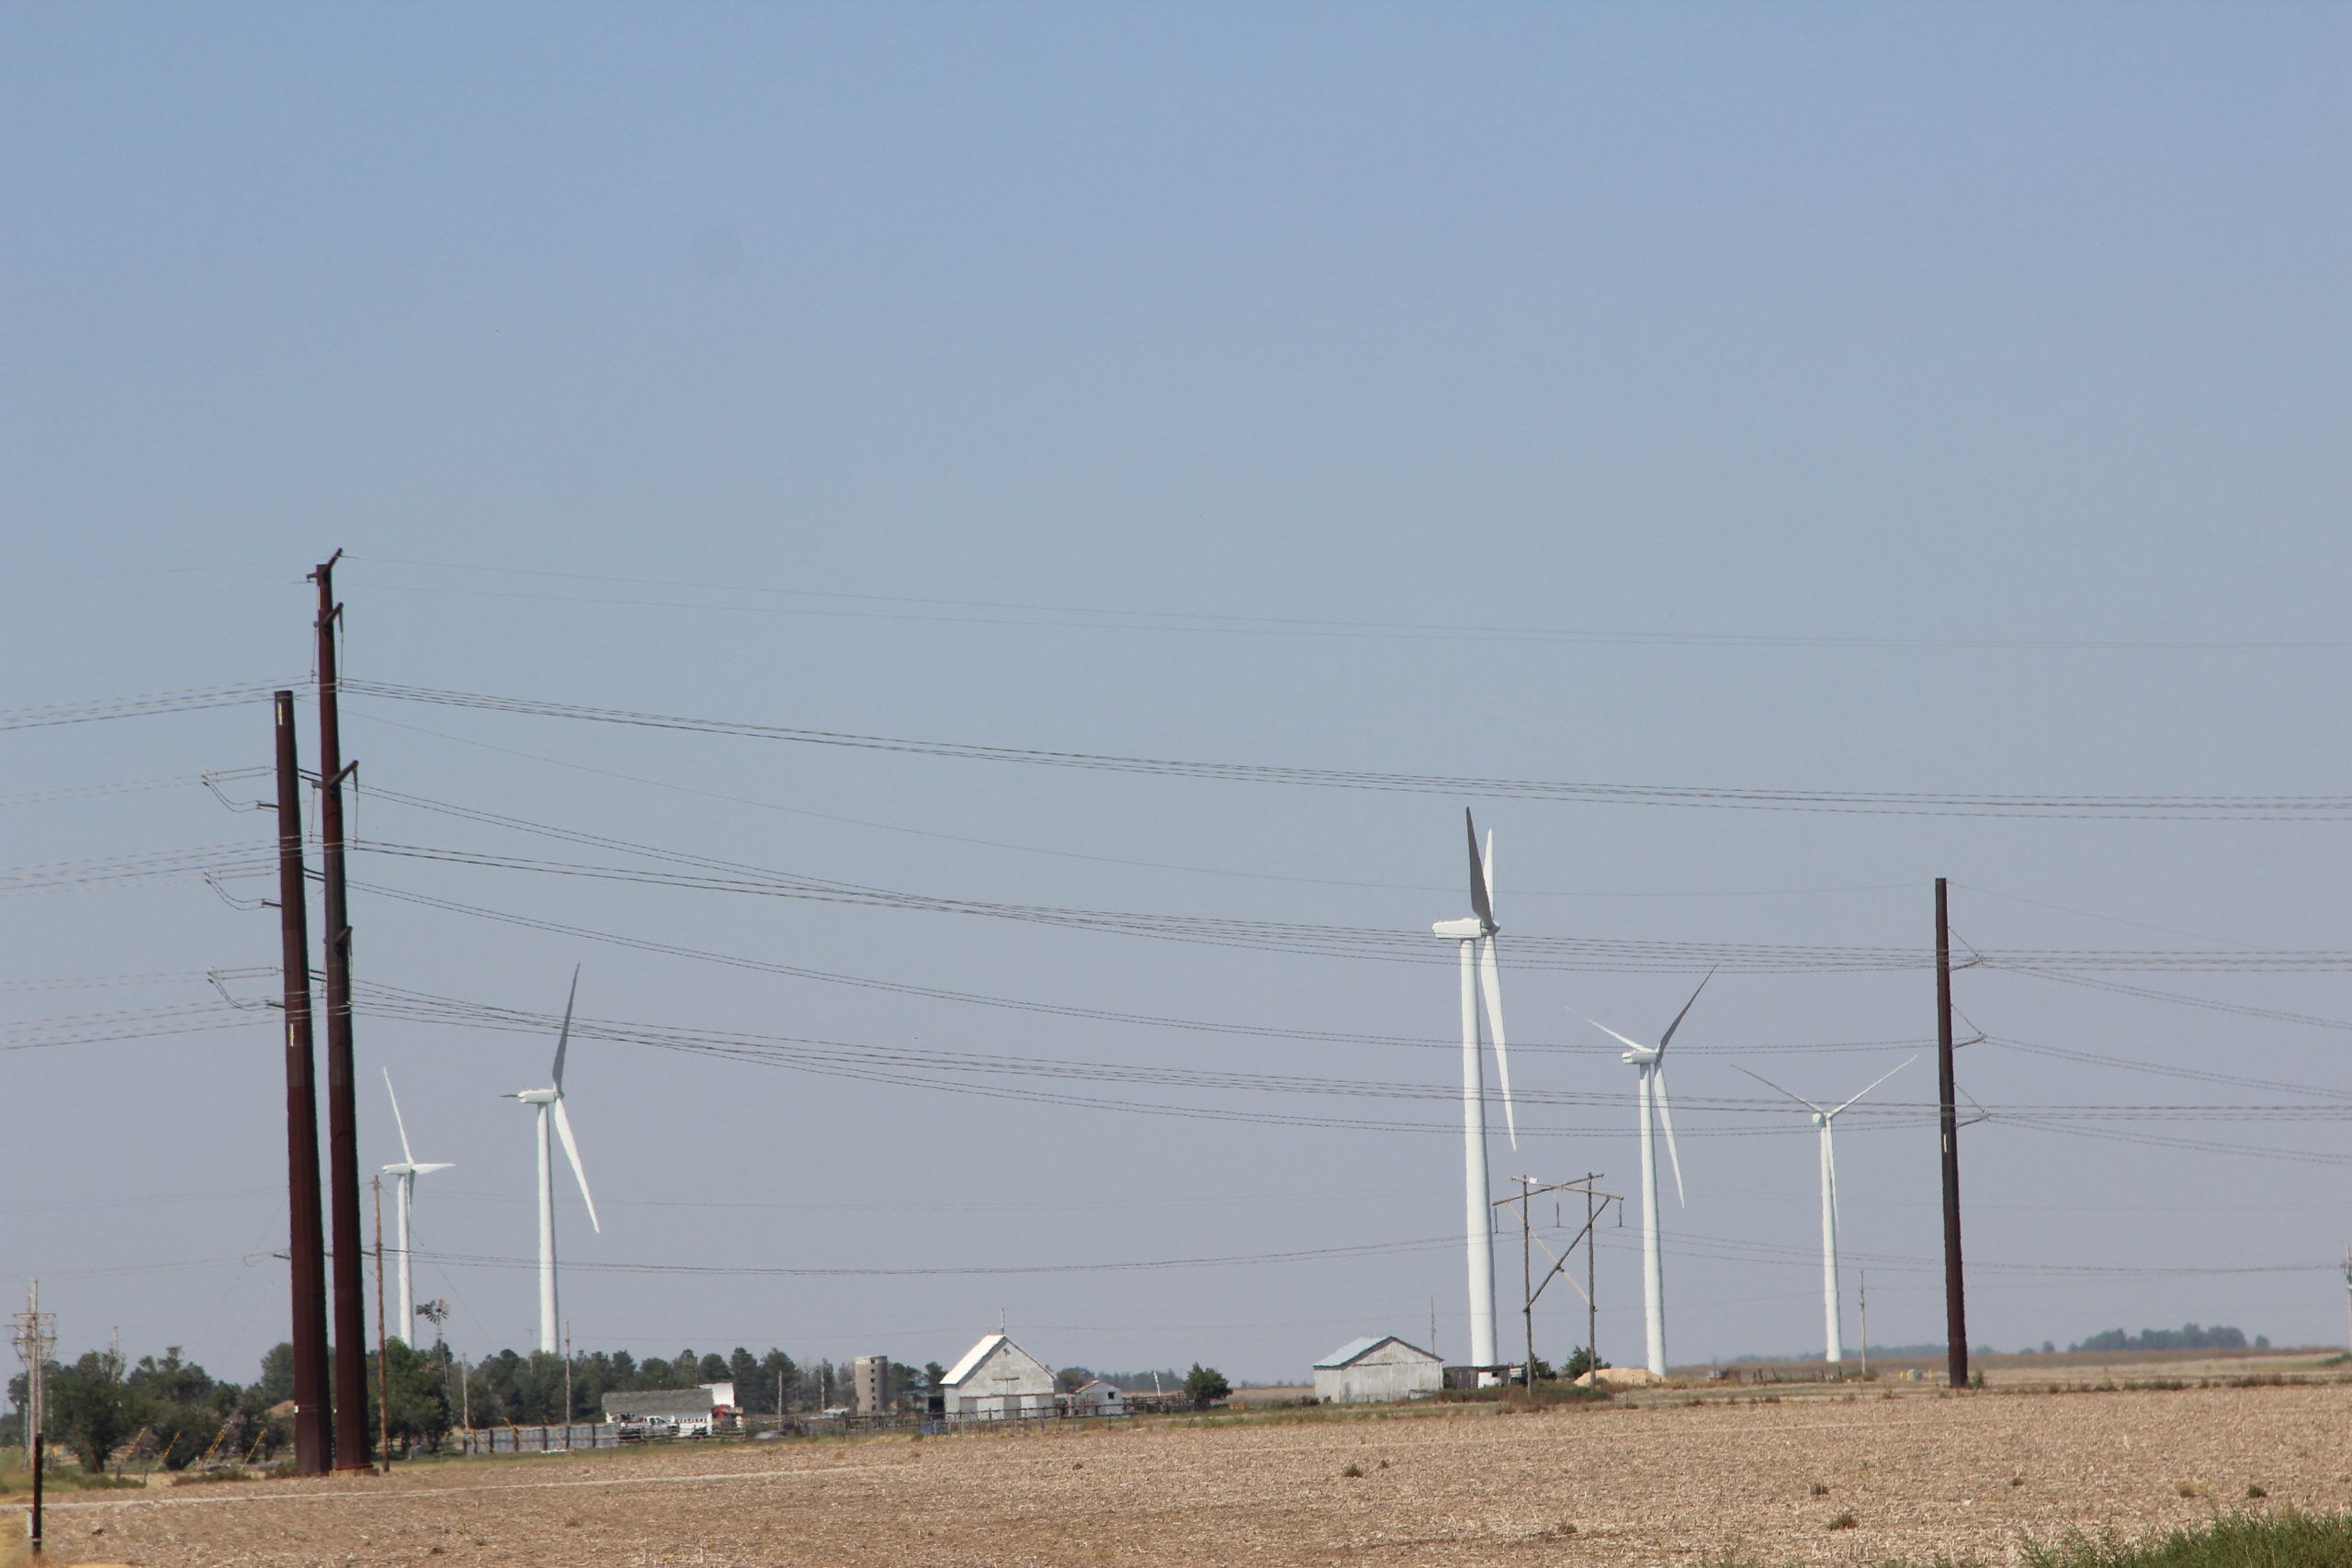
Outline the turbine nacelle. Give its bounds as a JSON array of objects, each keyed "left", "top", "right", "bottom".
[
  {"left": 1431, "top": 917, "right": 1485, "bottom": 941},
  {"left": 511, "top": 1087, "right": 559, "bottom": 1106}
]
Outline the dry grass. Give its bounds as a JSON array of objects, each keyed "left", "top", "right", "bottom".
[{"left": 23, "top": 1382, "right": 2352, "bottom": 1566}]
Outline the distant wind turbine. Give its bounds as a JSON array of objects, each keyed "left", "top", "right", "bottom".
[
  {"left": 504, "top": 968, "right": 600, "bottom": 1355},
  {"left": 1430, "top": 810, "right": 1518, "bottom": 1373},
  {"left": 380, "top": 1069, "right": 454, "bottom": 1341},
  {"left": 1577, "top": 971, "right": 1712, "bottom": 1379},
  {"left": 1736, "top": 1056, "right": 1916, "bottom": 1366}
]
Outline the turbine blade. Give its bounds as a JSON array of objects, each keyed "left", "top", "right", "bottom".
[
  {"left": 552, "top": 1095, "right": 599, "bottom": 1234},
  {"left": 415, "top": 1162, "right": 455, "bottom": 1176},
  {"left": 1654, "top": 1067, "right": 1687, "bottom": 1206},
  {"left": 1478, "top": 934, "right": 1517, "bottom": 1149},
  {"left": 551, "top": 964, "right": 581, "bottom": 1089},
  {"left": 1656, "top": 967, "right": 1716, "bottom": 1056},
  {"left": 1573, "top": 1012, "right": 1649, "bottom": 1055},
  {"left": 1733, "top": 1063, "right": 1823, "bottom": 1115},
  {"left": 1465, "top": 810, "right": 1495, "bottom": 931},
  {"left": 1828, "top": 1054, "right": 1919, "bottom": 1120},
  {"left": 384, "top": 1066, "right": 415, "bottom": 1166}
]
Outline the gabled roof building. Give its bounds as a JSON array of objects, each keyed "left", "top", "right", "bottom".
[
  {"left": 1313, "top": 1335, "right": 1443, "bottom": 1404},
  {"left": 938, "top": 1333, "right": 1056, "bottom": 1421}
]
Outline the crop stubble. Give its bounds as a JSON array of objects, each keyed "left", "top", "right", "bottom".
[{"left": 32, "top": 1382, "right": 2352, "bottom": 1567}]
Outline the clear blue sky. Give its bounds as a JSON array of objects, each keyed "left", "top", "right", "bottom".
[{"left": 4, "top": 2, "right": 2348, "bottom": 1386}]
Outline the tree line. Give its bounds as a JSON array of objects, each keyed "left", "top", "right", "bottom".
[{"left": 4, "top": 1339, "right": 934, "bottom": 1472}]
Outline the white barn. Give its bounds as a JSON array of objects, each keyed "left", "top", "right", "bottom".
[
  {"left": 1313, "top": 1336, "right": 1443, "bottom": 1404},
  {"left": 939, "top": 1333, "right": 1056, "bottom": 1421},
  {"left": 1066, "top": 1379, "right": 1125, "bottom": 1418}
]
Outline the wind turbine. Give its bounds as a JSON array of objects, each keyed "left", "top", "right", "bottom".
[
  {"left": 1577, "top": 971, "right": 1712, "bottom": 1379},
  {"left": 1736, "top": 1055, "right": 1916, "bottom": 1367},
  {"left": 380, "top": 1069, "right": 454, "bottom": 1341},
  {"left": 506, "top": 968, "right": 600, "bottom": 1355},
  {"left": 1430, "top": 810, "right": 1518, "bottom": 1373}
]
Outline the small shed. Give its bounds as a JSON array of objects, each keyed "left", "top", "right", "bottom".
[
  {"left": 939, "top": 1333, "right": 1056, "bottom": 1421},
  {"left": 603, "top": 1386, "right": 718, "bottom": 1434},
  {"left": 1066, "top": 1379, "right": 1125, "bottom": 1418},
  {"left": 1314, "top": 1335, "right": 1443, "bottom": 1404}
]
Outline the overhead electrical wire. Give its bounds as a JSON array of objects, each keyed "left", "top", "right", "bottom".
[
  {"left": 346, "top": 979, "right": 2352, "bottom": 1134},
  {"left": 345, "top": 557, "right": 2352, "bottom": 654},
  {"left": 347, "top": 703, "right": 1911, "bottom": 902},
  {"left": 351, "top": 827, "right": 2352, "bottom": 975},
  {"left": 346, "top": 875, "right": 1929, "bottom": 1058},
  {"left": 339, "top": 679, "right": 2352, "bottom": 820},
  {"left": 0, "top": 682, "right": 289, "bottom": 731}
]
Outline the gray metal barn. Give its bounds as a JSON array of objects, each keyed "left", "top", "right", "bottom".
[{"left": 1313, "top": 1335, "right": 1443, "bottom": 1404}]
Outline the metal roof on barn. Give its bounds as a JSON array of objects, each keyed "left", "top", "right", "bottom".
[{"left": 1315, "top": 1335, "right": 1439, "bottom": 1369}]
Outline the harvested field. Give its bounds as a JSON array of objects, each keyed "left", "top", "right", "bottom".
[{"left": 20, "top": 1382, "right": 2352, "bottom": 1567}]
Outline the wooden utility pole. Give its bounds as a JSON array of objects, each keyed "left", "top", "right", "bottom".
[
  {"left": 311, "top": 551, "right": 372, "bottom": 1470},
  {"left": 1492, "top": 1175, "right": 1618, "bottom": 1389},
  {"left": 1936, "top": 877, "right": 1969, "bottom": 1389},
  {"left": 274, "top": 692, "right": 334, "bottom": 1475},
  {"left": 1858, "top": 1270, "right": 1868, "bottom": 1379},
  {"left": 374, "top": 1176, "right": 390, "bottom": 1466}
]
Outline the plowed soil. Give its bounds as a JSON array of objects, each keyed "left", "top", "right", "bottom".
[{"left": 24, "top": 1382, "right": 2352, "bottom": 1567}]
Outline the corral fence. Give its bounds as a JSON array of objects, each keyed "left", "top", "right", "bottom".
[{"left": 448, "top": 1423, "right": 627, "bottom": 1455}]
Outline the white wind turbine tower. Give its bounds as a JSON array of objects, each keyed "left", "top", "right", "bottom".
[
  {"left": 1736, "top": 1055, "right": 1916, "bottom": 1368},
  {"left": 380, "top": 1068, "right": 454, "bottom": 1342},
  {"left": 1430, "top": 810, "right": 1518, "bottom": 1373},
  {"left": 505, "top": 968, "right": 600, "bottom": 1355},
  {"left": 1577, "top": 971, "right": 1712, "bottom": 1379}
]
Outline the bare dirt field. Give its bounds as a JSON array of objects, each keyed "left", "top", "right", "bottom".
[{"left": 19, "top": 1381, "right": 2352, "bottom": 1568}]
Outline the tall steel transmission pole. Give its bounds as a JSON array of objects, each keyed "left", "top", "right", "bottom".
[
  {"left": 274, "top": 692, "right": 333, "bottom": 1474},
  {"left": 311, "top": 550, "right": 372, "bottom": 1471},
  {"left": 1936, "top": 877, "right": 1969, "bottom": 1390}
]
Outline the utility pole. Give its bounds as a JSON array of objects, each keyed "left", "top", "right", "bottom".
[
  {"left": 1936, "top": 877, "right": 1969, "bottom": 1390},
  {"left": 274, "top": 693, "right": 333, "bottom": 1475},
  {"left": 373, "top": 1176, "right": 390, "bottom": 1466},
  {"left": 2341, "top": 1247, "right": 2350, "bottom": 1357},
  {"left": 1858, "top": 1271, "right": 1868, "bottom": 1379},
  {"left": 1585, "top": 1183, "right": 1599, "bottom": 1380},
  {"left": 311, "top": 551, "right": 372, "bottom": 1471},
  {"left": 1519, "top": 1176, "right": 1535, "bottom": 1388},
  {"left": 1492, "top": 1175, "right": 1619, "bottom": 1390},
  {"left": 10, "top": 1281, "right": 56, "bottom": 1465}
]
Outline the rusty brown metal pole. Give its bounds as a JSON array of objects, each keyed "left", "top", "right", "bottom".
[
  {"left": 311, "top": 550, "right": 373, "bottom": 1471},
  {"left": 1936, "top": 877, "right": 1969, "bottom": 1389},
  {"left": 275, "top": 691, "right": 334, "bottom": 1475}
]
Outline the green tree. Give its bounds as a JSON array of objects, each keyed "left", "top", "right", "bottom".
[
  {"left": 51, "top": 1349, "right": 134, "bottom": 1472},
  {"left": 375, "top": 1339, "right": 452, "bottom": 1454},
  {"left": 697, "top": 1352, "right": 729, "bottom": 1385},
  {"left": 254, "top": 1342, "right": 296, "bottom": 1406},
  {"left": 922, "top": 1360, "right": 946, "bottom": 1395},
  {"left": 1562, "top": 1347, "right": 1607, "bottom": 1382},
  {"left": 1182, "top": 1363, "right": 1230, "bottom": 1408},
  {"left": 728, "top": 1348, "right": 759, "bottom": 1407},
  {"left": 639, "top": 1356, "right": 674, "bottom": 1389}
]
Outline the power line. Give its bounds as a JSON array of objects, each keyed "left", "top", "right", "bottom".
[
  {"left": 343, "top": 558, "right": 2352, "bottom": 654},
  {"left": 0, "top": 682, "right": 288, "bottom": 731},
  {"left": 340, "top": 679, "right": 2352, "bottom": 820}
]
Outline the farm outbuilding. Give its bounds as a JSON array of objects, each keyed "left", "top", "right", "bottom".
[
  {"left": 1314, "top": 1336, "right": 1443, "bottom": 1404},
  {"left": 939, "top": 1333, "right": 1057, "bottom": 1421},
  {"left": 1065, "top": 1379, "right": 1125, "bottom": 1417}
]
